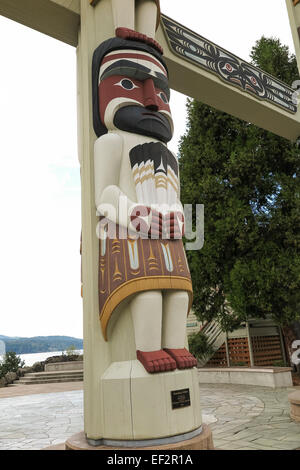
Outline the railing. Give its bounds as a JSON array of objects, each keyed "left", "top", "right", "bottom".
[{"left": 198, "top": 321, "right": 226, "bottom": 366}]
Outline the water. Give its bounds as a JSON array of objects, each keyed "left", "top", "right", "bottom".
[
  {"left": 18, "top": 350, "right": 84, "bottom": 367},
  {"left": 0, "top": 340, "right": 5, "bottom": 356}
]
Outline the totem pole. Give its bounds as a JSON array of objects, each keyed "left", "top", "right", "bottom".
[
  {"left": 80, "top": 0, "right": 204, "bottom": 446},
  {"left": 93, "top": 22, "right": 197, "bottom": 375}
]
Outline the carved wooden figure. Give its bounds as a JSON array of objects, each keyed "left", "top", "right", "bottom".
[{"left": 92, "top": 4, "right": 197, "bottom": 374}]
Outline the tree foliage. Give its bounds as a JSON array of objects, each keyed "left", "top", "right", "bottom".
[
  {"left": 188, "top": 332, "right": 214, "bottom": 361},
  {"left": 0, "top": 352, "right": 25, "bottom": 378},
  {"left": 179, "top": 37, "right": 300, "bottom": 331}
]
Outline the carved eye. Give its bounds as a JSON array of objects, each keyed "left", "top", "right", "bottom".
[
  {"left": 157, "top": 91, "right": 168, "bottom": 104},
  {"left": 115, "top": 79, "right": 139, "bottom": 90}
]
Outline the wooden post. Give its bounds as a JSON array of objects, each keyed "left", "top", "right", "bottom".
[
  {"left": 278, "top": 326, "right": 288, "bottom": 366},
  {"left": 286, "top": 0, "right": 300, "bottom": 74},
  {"left": 77, "top": 0, "right": 115, "bottom": 441},
  {"left": 225, "top": 331, "right": 230, "bottom": 367},
  {"left": 246, "top": 321, "right": 255, "bottom": 367}
]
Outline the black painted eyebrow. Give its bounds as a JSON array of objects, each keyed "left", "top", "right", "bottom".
[
  {"left": 100, "top": 60, "right": 151, "bottom": 80},
  {"left": 155, "top": 71, "right": 169, "bottom": 84},
  {"left": 100, "top": 59, "right": 170, "bottom": 100}
]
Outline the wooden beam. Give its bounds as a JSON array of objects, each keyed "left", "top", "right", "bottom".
[
  {"left": 286, "top": 0, "right": 300, "bottom": 75},
  {"left": 0, "top": 0, "right": 80, "bottom": 46},
  {"left": 77, "top": 0, "right": 115, "bottom": 441},
  {"left": 1, "top": 1, "right": 299, "bottom": 140},
  {"left": 157, "top": 14, "right": 300, "bottom": 141},
  {"left": 49, "top": 0, "right": 79, "bottom": 13}
]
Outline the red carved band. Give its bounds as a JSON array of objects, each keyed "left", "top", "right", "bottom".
[{"left": 115, "top": 27, "right": 163, "bottom": 55}]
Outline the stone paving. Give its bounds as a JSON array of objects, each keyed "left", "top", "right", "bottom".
[
  {"left": 0, "top": 390, "right": 84, "bottom": 450},
  {"left": 201, "top": 384, "right": 300, "bottom": 450},
  {"left": 0, "top": 383, "right": 299, "bottom": 450},
  {"left": 0, "top": 381, "right": 83, "bottom": 399}
]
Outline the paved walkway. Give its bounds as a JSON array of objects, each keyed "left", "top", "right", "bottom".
[
  {"left": 0, "top": 381, "right": 83, "bottom": 399},
  {"left": 0, "top": 382, "right": 299, "bottom": 450},
  {"left": 201, "top": 384, "right": 300, "bottom": 450},
  {"left": 0, "top": 389, "right": 84, "bottom": 449}
]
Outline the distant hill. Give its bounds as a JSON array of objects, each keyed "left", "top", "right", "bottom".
[{"left": 0, "top": 335, "right": 83, "bottom": 354}]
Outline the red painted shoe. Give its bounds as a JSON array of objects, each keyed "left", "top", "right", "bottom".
[
  {"left": 136, "top": 349, "right": 176, "bottom": 373},
  {"left": 164, "top": 348, "right": 197, "bottom": 370}
]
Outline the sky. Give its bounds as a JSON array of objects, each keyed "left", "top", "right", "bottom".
[{"left": 0, "top": 0, "right": 296, "bottom": 339}]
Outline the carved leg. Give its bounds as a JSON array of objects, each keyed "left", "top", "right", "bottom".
[
  {"left": 111, "top": 0, "right": 135, "bottom": 31},
  {"left": 162, "top": 291, "right": 197, "bottom": 369},
  {"left": 136, "top": 0, "right": 158, "bottom": 38},
  {"left": 162, "top": 291, "right": 189, "bottom": 349},
  {"left": 130, "top": 290, "right": 176, "bottom": 373}
]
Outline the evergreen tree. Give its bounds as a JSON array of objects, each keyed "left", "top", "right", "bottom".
[
  {"left": 179, "top": 37, "right": 300, "bottom": 335},
  {"left": 0, "top": 352, "right": 24, "bottom": 378}
]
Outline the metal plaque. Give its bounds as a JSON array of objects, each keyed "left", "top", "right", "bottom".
[{"left": 171, "top": 388, "right": 191, "bottom": 409}]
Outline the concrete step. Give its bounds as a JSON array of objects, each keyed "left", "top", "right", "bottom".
[
  {"left": 24, "top": 371, "right": 83, "bottom": 378},
  {"left": 19, "top": 374, "right": 83, "bottom": 381},
  {"left": 19, "top": 377, "right": 83, "bottom": 382},
  {"left": 18, "top": 377, "right": 83, "bottom": 385},
  {"left": 18, "top": 370, "right": 83, "bottom": 384}
]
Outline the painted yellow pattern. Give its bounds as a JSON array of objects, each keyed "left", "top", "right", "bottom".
[{"left": 100, "top": 276, "right": 193, "bottom": 340}]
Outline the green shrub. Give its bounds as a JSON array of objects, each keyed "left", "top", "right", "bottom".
[
  {"left": 45, "top": 353, "right": 83, "bottom": 363},
  {"left": 0, "top": 351, "right": 25, "bottom": 378},
  {"left": 31, "top": 362, "right": 45, "bottom": 372},
  {"left": 188, "top": 332, "right": 214, "bottom": 361},
  {"left": 65, "top": 345, "right": 78, "bottom": 356}
]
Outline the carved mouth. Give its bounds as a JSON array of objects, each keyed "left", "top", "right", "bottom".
[
  {"left": 143, "top": 111, "right": 159, "bottom": 116},
  {"left": 114, "top": 105, "right": 172, "bottom": 143},
  {"left": 142, "top": 112, "right": 164, "bottom": 121}
]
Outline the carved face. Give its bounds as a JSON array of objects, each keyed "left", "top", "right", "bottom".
[{"left": 98, "top": 49, "right": 173, "bottom": 143}]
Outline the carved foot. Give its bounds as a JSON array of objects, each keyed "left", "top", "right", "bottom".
[
  {"left": 164, "top": 348, "right": 197, "bottom": 369},
  {"left": 136, "top": 349, "right": 176, "bottom": 373}
]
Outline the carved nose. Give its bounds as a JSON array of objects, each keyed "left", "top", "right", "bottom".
[{"left": 144, "top": 78, "right": 159, "bottom": 111}]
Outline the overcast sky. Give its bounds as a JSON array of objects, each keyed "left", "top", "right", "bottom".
[{"left": 0, "top": 0, "right": 296, "bottom": 339}]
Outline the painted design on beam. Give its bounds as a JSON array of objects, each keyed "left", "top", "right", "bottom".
[{"left": 161, "top": 15, "right": 297, "bottom": 114}]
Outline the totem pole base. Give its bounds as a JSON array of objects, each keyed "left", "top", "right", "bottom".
[
  {"left": 64, "top": 425, "right": 214, "bottom": 450},
  {"left": 97, "top": 361, "right": 202, "bottom": 441}
]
